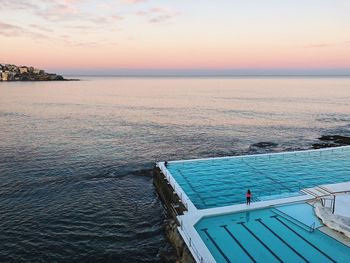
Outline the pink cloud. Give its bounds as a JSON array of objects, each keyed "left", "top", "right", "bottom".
[
  {"left": 306, "top": 43, "right": 332, "bottom": 48},
  {"left": 0, "top": 0, "right": 38, "bottom": 11},
  {"left": 0, "top": 21, "right": 22, "bottom": 36},
  {"left": 37, "top": 3, "right": 80, "bottom": 21},
  {"left": 123, "top": 0, "right": 147, "bottom": 3},
  {"left": 137, "top": 6, "right": 180, "bottom": 23},
  {"left": 111, "top": 15, "right": 123, "bottom": 21},
  {"left": 29, "top": 24, "right": 52, "bottom": 32},
  {"left": 34, "top": 1, "right": 122, "bottom": 26},
  {"left": 0, "top": 21, "right": 46, "bottom": 39}
]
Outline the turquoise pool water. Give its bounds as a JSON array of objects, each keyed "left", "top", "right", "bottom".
[
  {"left": 195, "top": 203, "right": 350, "bottom": 263},
  {"left": 167, "top": 147, "right": 350, "bottom": 209}
]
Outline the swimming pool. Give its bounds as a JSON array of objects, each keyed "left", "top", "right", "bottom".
[
  {"left": 166, "top": 147, "right": 350, "bottom": 209},
  {"left": 195, "top": 203, "right": 350, "bottom": 263}
]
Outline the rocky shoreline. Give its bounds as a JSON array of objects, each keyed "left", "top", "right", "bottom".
[
  {"left": 0, "top": 64, "right": 78, "bottom": 81},
  {"left": 312, "top": 135, "right": 350, "bottom": 149},
  {"left": 153, "top": 167, "right": 195, "bottom": 263}
]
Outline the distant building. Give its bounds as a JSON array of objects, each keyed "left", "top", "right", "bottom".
[
  {"left": 8, "top": 72, "right": 15, "bottom": 80},
  {"left": 7, "top": 64, "right": 17, "bottom": 71},
  {"left": 19, "top": 67, "right": 28, "bottom": 74},
  {"left": 1, "top": 71, "right": 9, "bottom": 81},
  {"left": 33, "top": 68, "right": 44, "bottom": 75}
]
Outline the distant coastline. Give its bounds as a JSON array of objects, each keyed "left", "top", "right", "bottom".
[{"left": 0, "top": 64, "right": 79, "bottom": 81}]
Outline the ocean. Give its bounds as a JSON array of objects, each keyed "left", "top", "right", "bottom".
[{"left": 0, "top": 77, "right": 349, "bottom": 262}]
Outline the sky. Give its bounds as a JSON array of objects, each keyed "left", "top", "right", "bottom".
[{"left": 1, "top": 0, "right": 350, "bottom": 75}]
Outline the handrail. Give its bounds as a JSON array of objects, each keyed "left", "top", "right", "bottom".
[
  {"left": 310, "top": 222, "right": 315, "bottom": 231},
  {"left": 180, "top": 219, "right": 205, "bottom": 263},
  {"left": 272, "top": 208, "right": 316, "bottom": 232},
  {"left": 318, "top": 186, "right": 350, "bottom": 195},
  {"left": 315, "top": 186, "right": 332, "bottom": 195},
  {"left": 318, "top": 193, "right": 337, "bottom": 214},
  {"left": 301, "top": 188, "right": 325, "bottom": 198},
  {"left": 161, "top": 165, "right": 189, "bottom": 210},
  {"left": 315, "top": 187, "right": 350, "bottom": 214},
  {"left": 255, "top": 189, "right": 299, "bottom": 201}
]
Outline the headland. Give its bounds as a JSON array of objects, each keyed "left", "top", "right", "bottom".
[{"left": 0, "top": 64, "right": 78, "bottom": 81}]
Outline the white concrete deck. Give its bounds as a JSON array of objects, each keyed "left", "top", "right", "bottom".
[{"left": 320, "top": 181, "right": 350, "bottom": 194}]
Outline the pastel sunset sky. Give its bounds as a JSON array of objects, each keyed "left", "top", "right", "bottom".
[{"left": 1, "top": 0, "right": 350, "bottom": 74}]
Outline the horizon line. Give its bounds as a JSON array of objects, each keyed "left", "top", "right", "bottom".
[
  {"left": 53, "top": 68, "right": 350, "bottom": 76},
  {"left": 62, "top": 73, "right": 350, "bottom": 77}
]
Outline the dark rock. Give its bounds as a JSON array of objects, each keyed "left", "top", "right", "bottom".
[
  {"left": 312, "top": 135, "right": 350, "bottom": 149},
  {"left": 312, "top": 143, "right": 339, "bottom": 149},
  {"left": 55, "top": 75, "right": 64, "bottom": 80},
  {"left": 318, "top": 135, "right": 350, "bottom": 144},
  {"left": 250, "top": 142, "right": 278, "bottom": 148},
  {"left": 153, "top": 167, "right": 195, "bottom": 263},
  {"left": 20, "top": 74, "right": 30, "bottom": 81},
  {"left": 158, "top": 242, "right": 178, "bottom": 263}
]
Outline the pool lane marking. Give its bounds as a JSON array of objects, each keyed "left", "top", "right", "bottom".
[
  {"left": 201, "top": 228, "right": 231, "bottom": 263},
  {"left": 271, "top": 216, "right": 336, "bottom": 263},
  {"left": 255, "top": 219, "right": 310, "bottom": 263},
  {"left": 237, "top": 222, "right": 283, "bottom": 263},
  {"left": 220, "top": 225, "right": 257, "bottom": 263}
]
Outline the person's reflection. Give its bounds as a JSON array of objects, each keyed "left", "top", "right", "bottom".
[{"left": 246, "top": 211, "right": 250, "bottom": 222}]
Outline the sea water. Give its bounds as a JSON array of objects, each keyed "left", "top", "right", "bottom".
[{"left": 1, "top": 77, "right": 350, "bottom": 261}]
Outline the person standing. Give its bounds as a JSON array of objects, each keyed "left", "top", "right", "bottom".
[{"left": 246, "top": 189, "right": 252, "bottom": 205}]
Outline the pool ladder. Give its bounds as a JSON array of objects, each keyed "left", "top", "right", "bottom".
[{"left": 271, "top": 208, "right": 316, "bottom": 233}]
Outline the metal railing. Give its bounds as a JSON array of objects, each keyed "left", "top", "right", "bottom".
[
  {"left": 160, "top": 164, "right": 189, "bottom": 210},
  {"left": 254, "top": 189, "right": 301, "bottom": 202},
  {"left": 179, "top": 219, "right": 205, "bottom": 263},
  {"left": 319, "top": 195, "right": 336, "bottom": 213},
  {"left": 317, "top": 187, "right": 350, "bottom": 214},
  {"left": 272, "top": 208, "right": 316, "bottom": 232}
]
